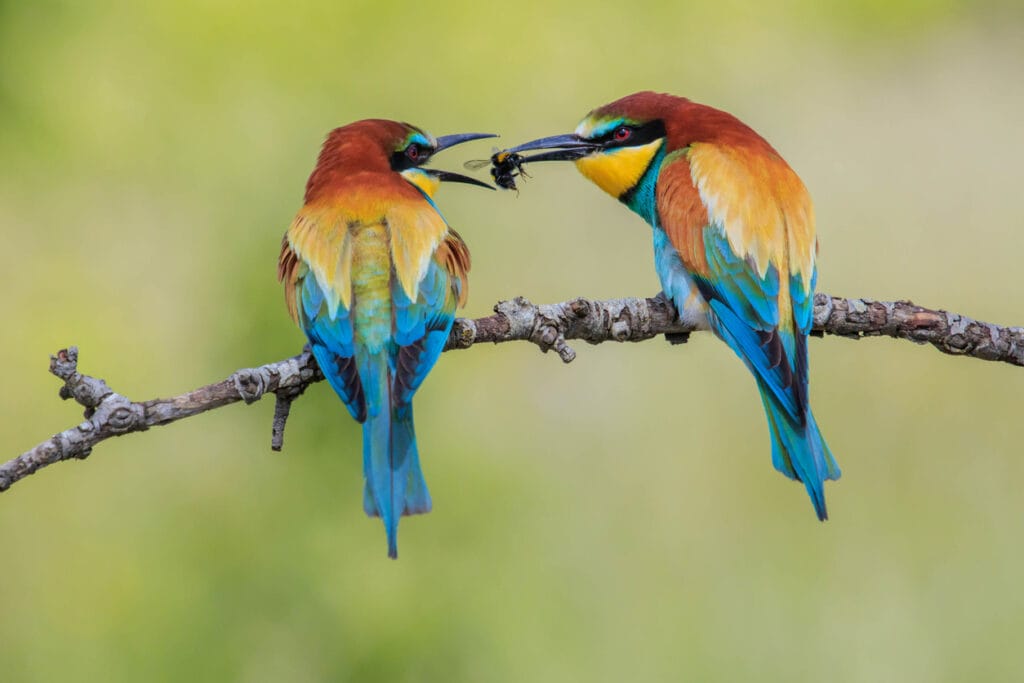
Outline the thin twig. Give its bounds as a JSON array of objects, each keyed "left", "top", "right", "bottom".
[{"left": 3, "top": 293, "right": 1020, "bottom": 494}]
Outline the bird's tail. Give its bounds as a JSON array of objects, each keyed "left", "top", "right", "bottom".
[
  {"left": 758, "top": 382, "right": 841, "bottom": 521},
  {"left": 360, "top": 353, "right": 432, "bottom": 559}
]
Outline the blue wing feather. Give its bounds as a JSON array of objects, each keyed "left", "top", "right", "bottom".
[
  {"left": 790, "top": 269, "right": 817, "bottom": 334},
  {"left": 391, "top": 258, "right": 458, "bottom": 404},
  {"left": 298, "top": 272, "right": 365, "bottom": 422},
  {"left": 693, "top": 229, "right": 838, "bottom": 516},
  {"left": 703, "top": 230, "right": 780, "bottom": 329},
  {"left": 693, "top": 228, "right": 802, "bottom": 421}
]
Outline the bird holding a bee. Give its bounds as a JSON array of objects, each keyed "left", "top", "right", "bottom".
[
  {"left": 495, "top": 92, "right": 840, "bottom": 519},
  {"left": 278, "top": 120, "right": 495, "bottom": 557},
  {"left": 465, "top": 149, "right": 529, "bottom": 191}
]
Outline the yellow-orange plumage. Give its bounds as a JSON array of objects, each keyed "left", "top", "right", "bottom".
[
  {"left": 504, "top": 91, "right": 839, "bottom": 520},
  {"left": 276, "top": 119, "right": 489, "bottom": 558},
  {"left": 685, "top": 142, "right": 816, "bottom": 291}
]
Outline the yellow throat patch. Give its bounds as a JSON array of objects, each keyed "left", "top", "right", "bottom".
[
  {"left": 400, "top": 168, "right": 440, "bottom": 198},
  {"left": 574, "top": 139, "right": 663, "bottom": 199}
]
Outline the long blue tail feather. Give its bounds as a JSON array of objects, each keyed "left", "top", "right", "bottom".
[
  {"left": 359, "top": 353, "right": 431, "bottom": 558},
  {"left": 759, "top": 382, "right": 840, "bottom": 521},
  {"left": 393, "top": 404, "right": 432, "bottom": 516},
  {"left": 359, "top": 352, "right": 401, "bottom": 559}
]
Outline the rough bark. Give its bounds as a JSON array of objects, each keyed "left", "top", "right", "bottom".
[{"left": 3, "top": 293, "right": 1020, "bottom": 493}]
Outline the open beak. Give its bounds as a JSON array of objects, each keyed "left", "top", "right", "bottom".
[
  {"left": 429, "top": 132, "right": 499, "bottom": 189},
  {"left": 504, "top": 133, "right": 601, "bottom": 162},
  {"left": 425, "top": 168, "right": 494, "bottom": 190}
]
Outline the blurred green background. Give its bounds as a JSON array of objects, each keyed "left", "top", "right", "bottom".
[{"left": 2, "top": 1, "right": 1023, "bottom": 681}]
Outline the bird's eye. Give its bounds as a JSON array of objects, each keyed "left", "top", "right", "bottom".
[
  {"left": 613, "top": 126, "right": 632, "bottom": 142},
  {"left": 406, "top": 144, "right": 421, "bottom": 161}
]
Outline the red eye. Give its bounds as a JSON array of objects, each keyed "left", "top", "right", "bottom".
[
  {"left": 614, "top": 126, "right": 632, "bottom": 142},
  {"left": 406, "top": 144, "right": 420, "bottom": 161}
]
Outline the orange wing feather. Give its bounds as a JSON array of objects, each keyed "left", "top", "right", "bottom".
[
  {"left": 655, "top": 151, "right": 710, "bottom": 275},
  {"left": 434, "top": 228, "right": 472, "bottom": 307},
  {"left": 686, "top": 141, "right": 815, "bottom": 293},
  {"left": 278, "top": 236, "right": 302, "bottom": 324},
  {"left": 658, "top": 142, "right": 816, "bottom": 332}
]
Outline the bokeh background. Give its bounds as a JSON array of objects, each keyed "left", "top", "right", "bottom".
[{"left": 2, "top": 1, "right": 1023, "bottom": 681}]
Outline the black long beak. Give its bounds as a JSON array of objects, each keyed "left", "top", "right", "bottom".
[
  {"left": 434, "top": 132, "right": 497, "bottom": 153},
  {"left": 429, "top": 132, "right": 499, "bottom": 189},
  {"left": 505, "top": 133, "right": 600, "bottom": 162},
  {"left": 426, "top": 169, "right": 494, "bottom": 190}
]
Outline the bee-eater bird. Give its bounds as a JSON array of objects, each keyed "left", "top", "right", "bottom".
[
  {"left": 505, "top": 92, "right": 839, "bottom": 519},
  {"left": 278, "top": 120, "right": 495, "bottom": 557}
]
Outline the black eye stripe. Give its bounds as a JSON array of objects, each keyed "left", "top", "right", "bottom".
[
  {"left": 390, "top": 142, "right": 434, "bottom": 171},
  {"left": 595, "top": 120, "right": 666, "bottom": 148}
]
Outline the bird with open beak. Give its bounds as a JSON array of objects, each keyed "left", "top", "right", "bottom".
[{"left": 279, "top": 120, "right": 495, "bottom": 557}]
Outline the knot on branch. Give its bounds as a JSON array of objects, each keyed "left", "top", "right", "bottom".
[
  {"left": 96, "top": 398, "right": 145, "bottom": 435},
  {"left": 606, "top": 298, "right": 655, "bottom": 342},
  {"left": 569, "top": 295, "right": 684, "bottom": 346},
  {"left": 51, "top": 346, "right": 115, "bottom": 412},
  {"left": 444, "top": 319, "right": 478, "bottom": 351},
  {"left": 233, "top": 367, "right": 273, "bottom": 404},
  {"left": 50, "top": 346, "right": 79, "bottom": 381},
  {"left": 497, "top": 297, "right": 576, "bottom": 363}
]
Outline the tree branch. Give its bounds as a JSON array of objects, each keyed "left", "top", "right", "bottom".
[{"left": 4, "top": 293, "right": 1021, "bottom": 493}]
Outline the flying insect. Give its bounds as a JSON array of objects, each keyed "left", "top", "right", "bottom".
[{"left": 465, "top": 149, "right": 528, "bottom": 191}]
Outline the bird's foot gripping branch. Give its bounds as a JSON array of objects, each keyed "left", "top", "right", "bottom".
[{"left": 3, "top": 294, "right": 1021, "bottom": 496}]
